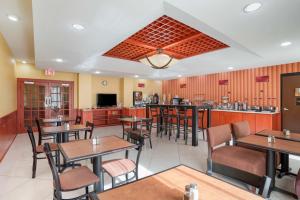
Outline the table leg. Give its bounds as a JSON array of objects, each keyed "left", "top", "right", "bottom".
[
  {"left": 93, "top": 156, "right": 103, "bottom": 192},
  {"left": 278, "top": 153, "right": 290, "bottom": 178},
  {"left": 267, "top": 150, "right": 276, "bottom": 195},
  {"left": 192, "top": 107, "right": 199, "bottom": 146}
]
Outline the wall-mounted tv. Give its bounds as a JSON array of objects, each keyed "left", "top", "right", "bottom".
[{"left": 97, "top": 93, "right": 117, "bottom": 107}]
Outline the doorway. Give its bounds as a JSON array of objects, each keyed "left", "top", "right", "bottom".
[
  {"left": 281, "top": 72, "right": 300, "bottom": 132},
  {"left": 17, "top": 78, "right": 74, "bottom": 133}
]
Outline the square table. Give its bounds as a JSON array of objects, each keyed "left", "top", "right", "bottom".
[
  {"left": 237, "top": 134, "right": 300, "bottom": 196},
  {"left": 256, "top": 129, "right": 300, "bottom": 177},
  {"left": 95, "top": 165, "right": 263, "bottom": 200},
  {"left": 59, "top": 136, "right": 138, "bottom": 192},
  {"left": 42, "top": 124, "right": 90, "bottom": 143},
  {"left": 119, "top": 117, "right": 150, "bottom": 129}
]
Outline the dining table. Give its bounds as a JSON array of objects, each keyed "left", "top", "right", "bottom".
[
  {"left": 119, "top": 117, "right": 150, "bottom": 130},
  {"left": 91, "top": 165, "right": 264, "bottom": 200},
  {"left": 59, "top": 135, "right": 138, "bottom": 192},
  {"left": 237, "top": 134, "right": 300, "bottom": 197},
  {"left": 42, "top": 117, "right": 75, "bottom": 126}
]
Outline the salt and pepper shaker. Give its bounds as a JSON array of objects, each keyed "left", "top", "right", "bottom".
[
  {"left": 64, "top": 122, "right": 70, "bottom": 130},
  {"left": 267, "top": 135, "right": 275, "bottom": 143},
  {"left": 92, "top": 136, "right": 100, "bottom": 145},
  {"left": 183, "top": 184, "right": 198, "bottom": 200},
  {"left": 283, "top": 129, "right": 290, "bottom": 136}
]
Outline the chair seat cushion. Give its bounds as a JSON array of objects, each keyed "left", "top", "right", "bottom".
[
  {"left": 36, "top": 143, "right": 58, "bottom": 153},
  {"left": 212, "top": 146, "right": 266, "bottom": 177},
  {"left": 103, "top": 159, "right": 136, "bottom": 177},
  {"left": 59, "top": 166, "right": 99, "bottom": 191},
  {"left": 131, "top": 129, "right": 151, "bottom": 136},
  {"left": 124, "top": 128, "right": 133, "bottom": 133},
  {"left": 296, "top": 169, "right": 300, "bottom": 198}
]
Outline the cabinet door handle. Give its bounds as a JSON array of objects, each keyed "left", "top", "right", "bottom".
[{"left": 283, "top": 107, "right": 289, "bottom": 111}]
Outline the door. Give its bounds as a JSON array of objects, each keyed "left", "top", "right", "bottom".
[
  {"left": 17, "top": 79, "right": 74, "bottom": 133},
  {"left": 281, "top": 73, "right": 300, "bottom": 132}
]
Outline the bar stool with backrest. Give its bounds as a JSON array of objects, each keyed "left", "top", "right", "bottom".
[
  {"left": 36, "top": 118, "right": 56, "bottom": 145},
  {"left": 27, "top": 126, "right": 59, "bottom": 178},
  {"left": 198, "top": 109, "right": 206, "bottom": 140},
  {"left": 44, "top": 143, "right": 99, "bottom": 200},
  {"left": 149, "top": 107, "right": 159, "bottom": 129},
  {"left": 129, "top": 118, "right": 153, "bottom": 148},
  {"left": 175, "top": 107, "right": 192, "bottom": 145},
  {"left": 102, "top": 133, "right": 143, "bottom": 188}
]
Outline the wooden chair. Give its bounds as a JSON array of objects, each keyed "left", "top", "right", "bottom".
[
  {"left": 102, "top": 133, "right": 143, "bottom": 188},
  {"left": 27, "top": 126, "right": 59, "bottom": 178},
  {"left": 44, "top": 143, "right": 99, "bottom": 200},
  {"left": 68, "top": 115, "right": 81, "bottom": 140},
  {"left": 84, "top": 121, "right": 94, "bottom": 139},
  {"left": 35, "top": 118, "right": 55, "bottom": 145},
  {"left": 130, "top": 118, "right": 153, "bottom": 148},
  {"left": 121, "top": 115, "right": 133, "bottom": 140}
]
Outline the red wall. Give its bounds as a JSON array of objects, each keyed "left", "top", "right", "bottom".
[{"left": 162, "top": 62, "right": 300, "bottom": 108}]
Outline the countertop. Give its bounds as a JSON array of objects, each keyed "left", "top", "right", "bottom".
[{"left": 212, "top": 109, "right": 279, "bottom": 115}]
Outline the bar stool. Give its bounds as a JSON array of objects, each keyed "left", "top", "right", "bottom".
[
  {"left": 198, "top": 110, "right": 206, "bottom": 140},
  {"left": 175, "top": 107, "right": 192, "bottom": 145}
]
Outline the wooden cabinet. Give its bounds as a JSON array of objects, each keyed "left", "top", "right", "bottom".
[
  {"left": 122, "top": 108, "right": 146, "bottom": 118},
  {"left": 84, "top": 108, "right": 122, "bottom": 127},
  {"left": 211, "top": 110, "right": 280, "bottom": 133}
]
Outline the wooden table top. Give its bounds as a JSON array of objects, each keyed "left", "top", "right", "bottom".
[
  {"left": 98, "top": 165, "right": 263, "bottom": 200},
  {"left": 256, "top": 130, "right": 300, "bottom": 142},
  {"left": 119, "top": 117, "right": 149, "bottom": 122},
  {"left": 59, "top": 136, "right": 137, "bottom": 162},
  {"left": 237, "top": 135, "right": 300, "bottom": 156},
  {"left": 42, "top": 117, "right": 75, "bottom": 123},
  {"left": 42, "top": 124, "right": 89, "bottom": 135}
]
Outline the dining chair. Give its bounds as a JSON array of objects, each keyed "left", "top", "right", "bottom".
[
  {"left": 35, "top": 118, "right": 55, "bottom": 145},
  {"left": 102, "top": 133, "right": 143, "bottom": 188},
  {"left": 84, "top": 121, "right": 94, "bottom": 139},
  {"left": 129, "top": 118, "right": 153, "bottom": 148},
  {"left": 27, "top": 126, "right": 60, "bottom": 178},
  {"left": 121, "top": 115, "right": 133, "bottom": 140},
  {"left": 44, "top": 143, "right": 99, "bottom": 200},
  {"left": 68, "top": 115, "right": 82, "bottom": 140}
]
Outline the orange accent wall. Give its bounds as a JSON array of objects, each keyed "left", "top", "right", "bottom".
[{"left": 162, "top": 62, "right": 300, "bottom": 108}]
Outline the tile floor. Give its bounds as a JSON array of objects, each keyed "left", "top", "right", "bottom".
[{"left": 0, "top": 126, "right": 298, "bottom": 200}]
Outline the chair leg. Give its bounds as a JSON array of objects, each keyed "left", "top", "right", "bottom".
[
  {"left": 125, "top": 174, "right": 128, "bottom": 183},
  {"left": 32, "top": 155, "right": 37, "bottom": 179},
  {"left": 149, "top": 137, "right": 152, "bottom": 149},
  {"left": 85, "top": 186, "right": 89, "bottom": 200}
]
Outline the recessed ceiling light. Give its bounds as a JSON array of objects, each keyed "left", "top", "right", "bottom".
[
  {"left": 21, "top": 60, "right": 27, "bottom": 64},
  {"left": 280, "top": 41, "right": 292, "bottom": 47},
  {"left": 7, "top": 15, "right": 19, "bottom": 22},
  {"left": 243, "top": 2, "right": 262, "bottom": 13},
  {"left": 95, "top": 71, "right": 101, "bottom": 74},
  {"left": 134, "top": 75, "right": 139, "bottom": 78},
  {"left": 72, "top": 24, "right": 85, "bottom": 31},
  {"left": 177, "top": 75, "right": 182, "bottom": 78},
  {"left": 55, "top": 58, "right": 63, "bottom": 63},
  {"left": 228, "top": 67, "right": 234, "bottom": 70}
]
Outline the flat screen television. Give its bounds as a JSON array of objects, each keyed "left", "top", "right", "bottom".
[{"left": 97, "top": 93, "right": 117, "bottom": 107}]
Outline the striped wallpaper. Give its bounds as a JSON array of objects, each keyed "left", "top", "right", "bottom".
[{"left": 162, "top": 62, "right": 300, "bottom": 108}]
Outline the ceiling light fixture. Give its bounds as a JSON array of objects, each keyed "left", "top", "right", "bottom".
[
  {"left": 280, "top": 41, "right": 292, "bottom": 47},
  {"left": 177, "top": 75, "right": 182, "bottom": 78},
  {"left": 21, "top": 60, "right": 27, "bottom": 64},
  {"left": 7, "top": 15, "right": 19, "bottom": 22},
  {"left": 72, "top": 24, "right": 85, "bottom": 31},
  {"left": 95, "top": 71, "right": 101, "bottom": 74},
  {"left": 134, "top": 75, "right": 139, "bottom": 78},
  {"left": 55, "top": 58, "right": 63, "bottom": 63},
  {"left": 228, "top": 67, "right": 234, "bottom": 70},
  {"left": 139, "top": 49, "right": 177, "bottom": 69},
  {"left": 243, "top": 2, "right": 262, "bottom": 13}
]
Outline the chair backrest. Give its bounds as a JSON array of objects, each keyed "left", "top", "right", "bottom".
[
  {"left": 85, "top": 121, "right": 95, "bottom": 139},
  {"left": 35, "top": 118, "right": 43, "bottom": 145},
  {"left": 138, "top": 118, "right": 153, "bottom": 134},
  {"left": 231, "top": 121, "right": 251, "bottom": 140},
  {"left": 150, "top": 107, "right": 158, "bottom": 117},
  {"left": 89, "top": 192, "right": 99, "bottom": 200},
  {"left": 44, "top": 143, "right": 63, "bottom": 200},
  {"left": 296, "top": 169, "right": 300, "bottom": 198},
  {"left": 127, "top": 133, "right": 143, "bottom": 167},
  {"left": 75, "top": 115, "right": 82, "bottom": 125},
  {"left": 27, "top": 126, "right": 37, "bottom": 154},
  {"left": 207, "top": 124, "right": 232, "bottom": 150}
]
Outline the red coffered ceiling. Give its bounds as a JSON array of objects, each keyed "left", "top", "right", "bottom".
[{"left": 103, "top": 15, "right": 228, "bottom": 62}]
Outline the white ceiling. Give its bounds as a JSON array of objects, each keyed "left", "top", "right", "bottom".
[{"left": 1, "top": 0, "right": 300, "bottom": 79}]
